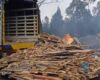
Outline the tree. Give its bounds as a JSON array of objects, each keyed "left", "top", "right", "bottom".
[
  {"left": 42, "top": 16, "right": 50, "bottom": 33},
  {"left": 66, "top": 0, "right": 93, "bottom": 37},
  {"left": 50, "top": 7, "right": 64, "bottom": 36},
  {"left": 94, "top": 1, "right": 100, "bottom": 29}
]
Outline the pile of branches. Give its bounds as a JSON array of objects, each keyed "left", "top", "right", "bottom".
[{"left": 0, "top": 33, "right": 100, "bottom": 80}]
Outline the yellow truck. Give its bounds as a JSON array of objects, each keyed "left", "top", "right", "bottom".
[{"left": 0, "top": 0, "right": 41, "bottom": 51}]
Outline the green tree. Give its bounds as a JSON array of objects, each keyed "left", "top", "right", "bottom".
[
  {"left": 50, "top": 7, "right": 64, "bottom": 36},
  {"left": 66, "top": 0, "right": 93, "bottom": 37},
  {"left": 42, "top": 16, "right": 50, "bottom": 33}
]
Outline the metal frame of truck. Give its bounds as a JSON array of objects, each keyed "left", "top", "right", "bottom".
[{"left": 0, "top": 0, "right": 40, "bottom": 50}]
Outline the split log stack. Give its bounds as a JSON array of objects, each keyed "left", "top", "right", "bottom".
[{"left": 0, "top": 33, "right": 100, "bottom": 80}]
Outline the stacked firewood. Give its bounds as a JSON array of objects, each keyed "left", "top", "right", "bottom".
[{"left": 0, "top": 33, "right": 100, "bottom": 80}]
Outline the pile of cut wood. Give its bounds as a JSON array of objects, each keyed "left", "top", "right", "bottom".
[{"left": 0, "top": 33, "right": 100, "bottom": 80}]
